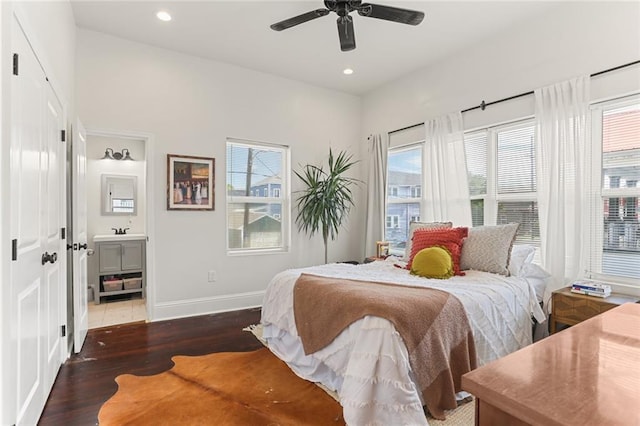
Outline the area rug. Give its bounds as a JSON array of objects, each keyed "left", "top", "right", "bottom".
[
  {"left": 99, "top": 327, "right": 473, "bottom": 426},
  {"left": 98, "top": 348, "right": 344, "bottom": 425}
]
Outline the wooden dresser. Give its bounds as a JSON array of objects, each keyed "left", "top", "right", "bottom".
[
  {"left": 550, "top": 286, "right": 640, "bottom": 333},
  {"left": 462, "top": 303, "right": 640, "bottom": 426}
]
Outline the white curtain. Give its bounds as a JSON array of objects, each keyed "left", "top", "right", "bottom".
[
  {"left": 535, "top": 75, "right": 590, "bottom": 295},
  {"left": 364, "top": 134, "right": 388, "bottom": 257},
  {"left": 423, "top": 112, "right": 472, "bottom": 227}
]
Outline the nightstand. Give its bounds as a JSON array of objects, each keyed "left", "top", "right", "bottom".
[{"left": 550, "top": 286, "right": 639, "bottom": 333}]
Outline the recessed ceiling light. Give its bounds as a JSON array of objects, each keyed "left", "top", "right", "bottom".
[
  {"left": 343, "top": 68, "right": 354, "bottom": 75},
  {"left": 156, "top": 11, "right": 172, "bottom": 22}
]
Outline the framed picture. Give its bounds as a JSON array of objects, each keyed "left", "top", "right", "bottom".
[
  {"left": 167, "top": 154, "right": 215, "bottom": 210},
  {"left": 376, "top": 241, "right": 390, "bottom": 258}
]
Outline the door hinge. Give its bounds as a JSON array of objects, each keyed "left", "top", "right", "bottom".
[
  {"left": 61, "top": 130, "right": 66, "bottom": 142},
  {"left": 61, "top": 325, "right": 66, "bottom": 337},
  {"left": 12, "top": 53, "right": 18, "bottom": 75},
  {"left": 11, "top": 239, "right": 18, "bottom": 261},
  {"left": 61, "top": 227, "right": 66, "bottom": 239}
]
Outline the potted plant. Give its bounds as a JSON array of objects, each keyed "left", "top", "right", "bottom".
[{"left": 295, "top": 149, "right": 360, "bottom": 264}]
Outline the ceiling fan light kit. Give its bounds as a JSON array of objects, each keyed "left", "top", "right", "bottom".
[{"left": 270, "top": 0, "right": 424, "bottom": 52}]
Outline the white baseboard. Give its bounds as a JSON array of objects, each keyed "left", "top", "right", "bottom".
[{"left": 152, "top": 291, "right": 264, "bottom": 322}]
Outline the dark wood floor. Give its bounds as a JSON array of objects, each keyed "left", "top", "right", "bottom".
[{"left": 39, "top": 308, "right": 263, "bottom": 425}]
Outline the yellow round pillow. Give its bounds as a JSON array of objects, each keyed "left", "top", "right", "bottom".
[{"left": 410, "top": 246, "right": 453, "bottom": 279}]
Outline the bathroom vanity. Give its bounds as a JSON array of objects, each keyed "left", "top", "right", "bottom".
[{"left": 93, "top": 234, "right": 146, "bottom": 304}]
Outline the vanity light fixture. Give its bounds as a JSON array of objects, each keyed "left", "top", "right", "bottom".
[
  {"left": 343, "top": 68, "right": 354, "bottom": 75},
  {"left": 156, "top": 10, "right": 172, "bottom": 22},
  {"left": 102, "top": 148, "right": 134, "bottom": 161}
]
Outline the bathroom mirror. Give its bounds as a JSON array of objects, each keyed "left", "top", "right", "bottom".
[{"left": 102, "top": 174, "right": 137, "bottom": 215}]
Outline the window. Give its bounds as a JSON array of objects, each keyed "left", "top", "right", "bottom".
[
  {"left": 464, "top": 120, "right": 540, "bottom": 245},
  {"left": 226, "top": 139, "right": 289, "bottom": 252},
  {"left": 464, "top": 132, "right": 487, "bottom": 227},
  {"left": 111, "top": 198, "right": 134, "bottom": 213},
  {"left": 386, "top": 144, "right": 423, "bottom": 255},
  {"left": 589, "top": 97, "right": 640, "bottom": 283},
  {"left": 386, "top": 215, "right": 400, "bottom": 229}
]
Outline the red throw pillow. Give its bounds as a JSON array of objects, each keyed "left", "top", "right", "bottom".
[{"left": 407, "top": 227, "right": 468, "bottom": 276}]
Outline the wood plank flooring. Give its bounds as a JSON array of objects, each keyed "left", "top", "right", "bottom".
[{"left": 39, "top": 308, "right": 263, "bottom": 425}]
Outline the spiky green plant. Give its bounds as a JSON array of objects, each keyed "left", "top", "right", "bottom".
[{"left": 295, "top": 149, "right": 360, "bottom": 264}]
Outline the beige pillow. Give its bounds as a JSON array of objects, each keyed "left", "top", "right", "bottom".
[
  {"left": 460, "top": 223, "right": 520, "bottom": 276},
  {"left": 404, "top": 221, "right": 453, "bottom": 261}
]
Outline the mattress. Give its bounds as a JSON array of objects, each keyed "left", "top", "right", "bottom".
[{"left": 261, "top": 258, "right": 545, "bottom": 426}]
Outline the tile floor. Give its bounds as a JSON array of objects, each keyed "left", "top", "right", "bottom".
[{"left": 88, "top": 297, "right": 147, "bottom": 329}]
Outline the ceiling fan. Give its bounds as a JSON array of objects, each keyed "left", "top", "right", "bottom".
[{"left": 270, "top": 0, "right": 425, "bottom": 52}]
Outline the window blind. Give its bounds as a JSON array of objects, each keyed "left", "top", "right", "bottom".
[
  {"left": 464, "top": 131, "right": 487, "bottom": 227},
  {"left": 464, "top": 131, "right": 488, "bottom": 196},
  {"left": 497, "top": 126, "right": 536, "bottom": 194}
]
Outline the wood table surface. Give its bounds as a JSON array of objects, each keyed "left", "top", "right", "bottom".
[{"left": 462, "top": 303, "right": 640, "bottom": 426}]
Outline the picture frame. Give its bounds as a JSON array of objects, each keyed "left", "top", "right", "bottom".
[
  {"left": 167, "top": 154, "right": 215, "bottom": 210},
  {"left": 376, "top": 241, "right": 390, "bottom": 258}
]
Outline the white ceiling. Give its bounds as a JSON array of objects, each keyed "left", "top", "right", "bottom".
[{"left": 71, "top": 1, "right": 560, "bottom": 95}]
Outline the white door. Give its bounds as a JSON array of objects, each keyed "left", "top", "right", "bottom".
[
  {"left": 10, "top": 19, "right": 66, "bottom": 426},
  {"left": 72, "top": 120, "right": 89, "bottom": 352},
  {"left": 42, "top": 83, "right": 66, "bottom": 390}
]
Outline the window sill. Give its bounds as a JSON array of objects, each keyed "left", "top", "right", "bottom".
[{"left": 227, "top": 247, "right": 289, "bottom": 257}]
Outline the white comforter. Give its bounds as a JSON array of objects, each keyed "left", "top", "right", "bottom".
[{"left": 261, "top": 259, "right": 544, "bottom": 426}]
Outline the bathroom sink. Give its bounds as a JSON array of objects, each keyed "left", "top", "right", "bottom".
[{"left": 93, "top": 233, "right": 146, "bottom": 242}]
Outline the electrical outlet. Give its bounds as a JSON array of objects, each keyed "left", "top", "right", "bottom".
[{"left": 208, "top": 270, "right": 217, "bottom": 282}]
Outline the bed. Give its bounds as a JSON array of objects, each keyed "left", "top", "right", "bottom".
[{"left": 261, "top": 243, "right": 548, "bottom": 425}]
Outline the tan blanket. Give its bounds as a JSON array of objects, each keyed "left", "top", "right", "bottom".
[{"left": 293, "top": 273, "right": 477, "bottom": 420}]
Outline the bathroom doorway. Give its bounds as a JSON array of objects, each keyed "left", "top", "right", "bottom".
[{"left": 84, "top": 131, "right": 154, "bottom": 328}]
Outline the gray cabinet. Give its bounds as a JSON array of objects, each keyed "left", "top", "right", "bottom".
[{"left": 94, "top": 239, "right": 146, "bottom": 304}]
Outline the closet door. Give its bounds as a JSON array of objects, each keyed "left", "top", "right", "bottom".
[
  {"left": 42, "top": 82, "right": 65, "bottom": 393},
  {"left": 10, "top": 19, "right": 65, "bottom": 425}
]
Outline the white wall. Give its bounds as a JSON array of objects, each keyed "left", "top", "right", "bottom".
[
  {"left": 86, "top": 135, "right": 147, "bottom": 289},
  {"left": 75, "top": 29, "right": 363, "bottom": 320},
  {"left": 0, "top": 2, "right": 76, "bottom": 424},
  {"left": 362, "top": 2, "right": 640, "bottom": 139}
]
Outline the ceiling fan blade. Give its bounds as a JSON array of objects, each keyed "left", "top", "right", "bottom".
[
  {"left": 357, "top": 3, "right": 424, "bottom": 25},
  {"left": 270, "top": 9, "right": 330, "bottom": 31},
  {"left": 337, "top": 16, "right": 356, "bottom": 51}
]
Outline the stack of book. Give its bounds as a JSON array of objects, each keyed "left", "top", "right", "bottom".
[{"left": 570, "top": 281, "right": 611, "bottom": 298}]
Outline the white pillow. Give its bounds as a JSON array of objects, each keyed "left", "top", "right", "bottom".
[
  {"left": 460, "top": 223, "right": 520, "bottom": 276},
  {"left": 508, "top": 244, "right": 536, "bottom": 276},
  {"left": 403, "top": 221, "right": 453, "bottom": 261},
  {"left": 520, "top": 263, "right": 551, "bottom": 303}
]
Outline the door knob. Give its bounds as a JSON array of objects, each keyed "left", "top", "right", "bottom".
[{"left": 41, "top": 252, "right": 58, "bottom": 265}]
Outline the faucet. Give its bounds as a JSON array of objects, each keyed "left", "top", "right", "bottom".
[{"left": 111, "top": 227, "right": 130, "bottom": 235}]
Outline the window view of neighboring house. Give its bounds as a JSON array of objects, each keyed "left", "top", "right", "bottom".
[
  {"left": 590, "top": 97, "right": 640, "bottom": 281},
  {"left": 386, "top": 145, "right": 422, "bottom": 256},
  {"left": 226, "top": 139, "right": 289, "bottom": 252}
]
